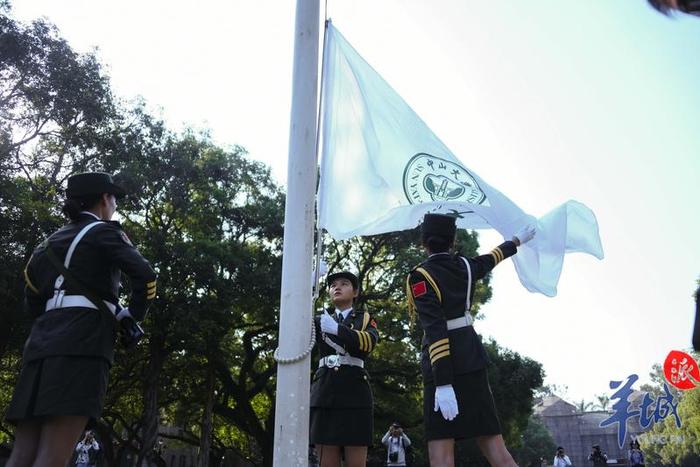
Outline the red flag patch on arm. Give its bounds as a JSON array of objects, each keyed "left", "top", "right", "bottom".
[{"left": 412, "top": 281, "right": 427, "bottom": 297}]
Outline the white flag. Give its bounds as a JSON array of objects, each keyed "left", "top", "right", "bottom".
[{"left": 318, "top": 23, "right": 603, "bottom": 296}]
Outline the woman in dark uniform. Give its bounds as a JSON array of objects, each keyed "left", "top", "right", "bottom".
[
  {"left": 5, "top": 172, "right": 156, "bottom": 467},
  {"left": 310, "top": 271, "right": 379, "bottom": 467},
  {"left": 406, "top": 213, "right": 534, "bottom": 467}
]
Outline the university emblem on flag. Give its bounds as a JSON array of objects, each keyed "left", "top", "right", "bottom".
[{"left": 402, "top": 153, "right": 487, "bottom": 205}]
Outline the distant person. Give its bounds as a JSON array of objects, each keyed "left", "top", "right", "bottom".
[
  {"left": 588, "top": 444, "right": 608, "bottom": 466},
  {"left": 382, "top": 422, "right": 411, "bottom": 466},
  {"left": 647, "top": 0, "right": 700, "bottom": 16},
  {"left": 75, "top": 431, "right": 99, "bottom": 467},
  {"left": 629, "top": 440, "right": 645, "bottom": 467},
  {"left": 553, "top": 446, "right": 572, "bottom": 467}
]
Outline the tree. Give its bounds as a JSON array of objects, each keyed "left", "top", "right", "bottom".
[
  {"left": 513, "top": 416, "right": 558, "bottom": 467},
  {"left": 0, "top": 3, "right": 116, "bottom": 358},
  {"left": 639, "top": 351, "right": 700, "bottom": 467},
  {"left": 595, "top": 393, "right": 610, "bottom": 411},
  {"left": 576, "top": 399, "right": 594, "bottom": 413},
  {"left": 104, "top": 129, "right": 285, "bottom": 466}
]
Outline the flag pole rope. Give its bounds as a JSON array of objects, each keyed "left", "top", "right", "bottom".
[
  {"left": 274, "top": 319, "right": 316, "bottom": 364},
  {"left": 312, "top": 17, "right": 330, "bottom": 301}
]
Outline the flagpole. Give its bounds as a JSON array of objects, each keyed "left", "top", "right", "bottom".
[{"left": 273, "top": 0, "right": 320, "bottom": 466}]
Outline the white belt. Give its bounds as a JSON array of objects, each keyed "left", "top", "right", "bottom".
[
  {"left": 45, "top": 294, "right": 117, "bottom": 314},
  {"left": 446, "top": 313, "right": 474, "bottom": 331},
  {"left": 319, "top": 355, "right": 364, "bottom": 369}
]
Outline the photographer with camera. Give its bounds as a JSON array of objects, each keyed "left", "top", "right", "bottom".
[
  {"left": 382, "top": 422, "right": 411, "bottom": 467},
  {"left": 74, "top": 431, "right": 100, "bottom": 467},
  {"left": 4, "top": 172, "right": 156, "bottom": 467},
  {"left": 588, "top": 444, "right": 608, "bottom": 466},
  {"left": 553, "top": 446, "right": 572, "bottom": 467}
]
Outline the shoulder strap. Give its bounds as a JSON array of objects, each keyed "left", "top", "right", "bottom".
[
  {"left": 361, "top": 311, "right": 370, "bottom": 331},
  {"left": 414, "top": 267, "right": 442, "bottom": 303},
  {"left": 460, "top": 256, "right": 473, "bottom": 312},
  {"left": 406, "top": 266, "right": 442, "bottom": 327},
  {"left": 52, "top": 221, "right": 104, "bottom": 291},
  {"left": 45, "top": 221, "right": 117, "bottom": 320},
  {"left": 45, "top": 248, "right": 117, "bottom": 320},
  {"left": 322, "top": 333, "right": 347, "bottom": 355}
]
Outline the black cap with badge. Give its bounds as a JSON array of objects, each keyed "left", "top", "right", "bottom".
[
  {"left": 421, "top": 213, "right": 457, "bottom": 241},
  {"left": 326, "top": 271, "right": 359, "bottom": 291},
  {"left": 66, "top": 172, "right": 127, "bottom": 199}
]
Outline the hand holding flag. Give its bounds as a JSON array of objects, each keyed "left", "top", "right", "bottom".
[{"left": 513, "top": 225, "right": 536, "bottom": 246}]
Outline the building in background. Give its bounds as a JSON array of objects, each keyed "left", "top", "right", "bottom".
[{"left": 535, "top": 394, "right": 649, "bottom": 466}]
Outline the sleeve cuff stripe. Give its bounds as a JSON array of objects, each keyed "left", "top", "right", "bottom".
[
  {"left": 430, "top": 349, "right": 450, "bottom": 364},
  {"left": 146, "top": 293, "right": 156, "bottom": 299},
  {"left": 429, "top": 343, "right": 450, "bottom": 357},
  {"left": 429, "top": 338, "right": 449, "bottom": 353},
  {"left": 146, "top": 281, "right": 157, "bottom": 288},
  {"left": 356, "top": 330, "right": 367, "bottom": 352},
  {"left": 492, "top": 247, "right": 504, "bottom": 263}
]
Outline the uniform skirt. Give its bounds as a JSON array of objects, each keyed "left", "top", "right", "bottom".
[
  {"left": 5, "top": 355, "right": 110, "bottom": 424},
  {"left": 423, "top": 368, "right": 501, "bottom": 441},
  {"left": 310, "top": 407, "right": 373, "bottom": 446}
]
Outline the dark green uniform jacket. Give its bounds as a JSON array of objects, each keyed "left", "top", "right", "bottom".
[
  {"left": 22, "top": 213, "right": 157, "bottom": 363},
  {"left": 407, "top": 241, "right": 517, "bottom": 386},
  {"left": 310, "top": 307, "right": 379, "bottom": 409}
]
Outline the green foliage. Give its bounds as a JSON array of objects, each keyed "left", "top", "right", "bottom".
[
  {"left": 512, "top": 416, "right": 558, "bottom": 467},
  {"left": 640, "top": 350, "right": 700, "bottom": 467},
  {"left": 484, "top": 341, "right": 544, "bottom": 447}
]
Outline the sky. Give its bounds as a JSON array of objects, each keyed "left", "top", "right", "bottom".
[{"left": 11, "top": 0, "right": 700, "bottom": 405}]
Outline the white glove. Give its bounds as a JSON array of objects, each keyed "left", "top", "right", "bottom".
[
  {"left": 115, "top": 307, "right": 134, "bottom": 322},
  {"left": 513, "top": 224, "right": 536, "bottom": 245},
  {"left": 434, "top": 384, "right": 459, "bottom": 421},
  {"left": 320, "top": 311, "right": 339, "bottom": 335}
]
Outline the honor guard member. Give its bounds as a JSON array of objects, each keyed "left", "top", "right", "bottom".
[
  {"left": 310, "top": 271, "right": 380, "bottom": 467},
  {"left": 406, "top": 213, "right": 535, "bottom": 467},
  {"left": 5, "top": 172, "right": 156, "bottom": 467}
]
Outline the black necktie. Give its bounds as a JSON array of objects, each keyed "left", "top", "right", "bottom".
[{"left": 335, "top": 312, "right": 342, "bottom": 323}]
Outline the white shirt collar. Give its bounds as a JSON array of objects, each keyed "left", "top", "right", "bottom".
[
  {"left": 334, "top": 307, "right": 353, "bottom": 319},
  {"left": 428, "top": 252, "right": 450, "bottom": 258},
  {"left": 80, "top": 211, "right": 101, "bottom": 220}
]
